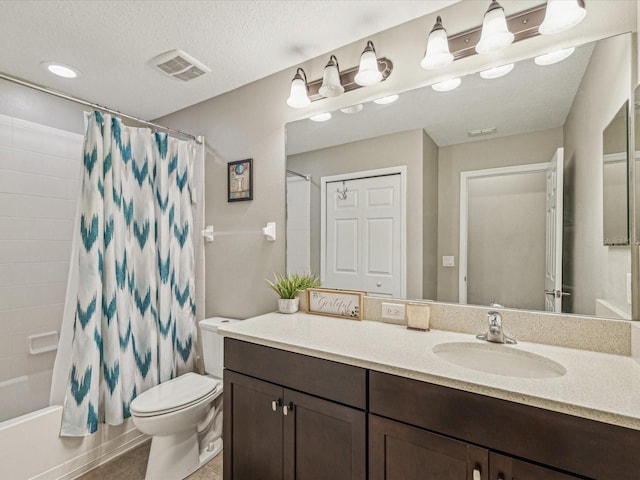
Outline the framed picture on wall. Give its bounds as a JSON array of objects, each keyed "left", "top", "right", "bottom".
[{"left": 227, "top": 158, "right": 253, "bottom": 202}]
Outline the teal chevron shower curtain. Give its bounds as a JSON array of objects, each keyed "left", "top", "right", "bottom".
[{"left": 61, "top": 111, "right": 196, "bottom": 436}]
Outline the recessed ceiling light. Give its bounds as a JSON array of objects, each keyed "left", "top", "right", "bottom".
[
  {"left": 534, "top": 47, "right": 575, "bottom": 66},
  {"left": 374, "top": 94, "right": 399, "bottom": 105},
  {"left": 479, "top": 63, "right": 514, "bottom": 79},
  {"left": 340, "top": 104, "right": 364, "bottom": 114},
  {"left": 432, "top": 78, "right": 461, "bottom": 92},
  {"left": 309, "top": 112, "right": 332, "bottom": 122},
  {"left": 41, "top": 61, "right": 79, "bottom": 78}
]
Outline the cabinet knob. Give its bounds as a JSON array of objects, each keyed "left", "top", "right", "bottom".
[
  {"left": 472, "top": 468, "right": 481, "bottom": 480},
  {"left": 283, "top": 402, "right": 294, "bottom": 416},
  {"left": 271, "top": 399, "right": 281, "bottom": 412}
]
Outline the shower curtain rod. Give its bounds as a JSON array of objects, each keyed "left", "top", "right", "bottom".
[
  {"left": 0, "top": 71, "right": 203, "bottom": 144},
  {"left": 286, "top": 169, "right": 310, "bottom": 181}
]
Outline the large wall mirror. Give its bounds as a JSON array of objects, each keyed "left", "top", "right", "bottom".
[{"left": 286, "top": 32, "right": 634, "bottom": 321}]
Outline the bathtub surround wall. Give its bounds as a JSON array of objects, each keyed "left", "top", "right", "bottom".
[
  {"left": 0, "top": 113, "right": 83, "bottom": 419},
  {"left": 158, "top": 0, "right": 636, "bottom": 319}
]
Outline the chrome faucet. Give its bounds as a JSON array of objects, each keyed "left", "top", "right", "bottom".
[{"left": 476, "top": 311, "right": 516, "bottom": 344}]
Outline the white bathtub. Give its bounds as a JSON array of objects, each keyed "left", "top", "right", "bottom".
[
  {"left": 0, "top": 370, "right": 53, "bottom": 423},
  {"left": 0, "top": 405, "right": 146, "bottom": 479}
]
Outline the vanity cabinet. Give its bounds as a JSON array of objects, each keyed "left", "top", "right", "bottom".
[
  {"left": 223, "top": 339, "right": 367, "bottom": 480},
  {"left": 369, "top": 370, "right": 640, "bottom": 480}
]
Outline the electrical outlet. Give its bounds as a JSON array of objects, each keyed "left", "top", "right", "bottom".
[
  {"left": 442, "top": 256, "right": 455, "bottom": 267},
  {"left": 382, "top": 302, "right": 405, "bottom": 320}
]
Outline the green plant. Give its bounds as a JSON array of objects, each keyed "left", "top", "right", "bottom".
[{"left": 266, "top": 272, "right": 320, "bottom": 299}]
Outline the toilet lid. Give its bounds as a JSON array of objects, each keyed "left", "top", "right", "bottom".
[{"left": 130, "top": 373, "right": 221, "bottom": 417}]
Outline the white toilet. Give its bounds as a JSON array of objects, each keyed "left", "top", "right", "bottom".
[{"left": 130, "top": 317, "right": 238, "bottom": 480}]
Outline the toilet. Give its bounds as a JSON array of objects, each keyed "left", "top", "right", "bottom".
[{"left": 130, "top": 317, "right": 238, "bottom": 480}]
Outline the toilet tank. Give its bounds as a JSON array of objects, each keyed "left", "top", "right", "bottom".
[{"left": 199, "top": 317, "right": 240, "bottom": 378}]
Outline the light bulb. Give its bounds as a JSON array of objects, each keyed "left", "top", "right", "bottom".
[
  {"left": 432, "top": 78, "right": 461, "bottom": 92},
  {"left": 309, "top": 112, "right": 332, "bottom": 122},
  {"left": 479, "top": 63, "right": 514, "bottom": 79},
  {"left": 421, "top": 16, "right": 454, "bottom": 70},
  {"left": 319, "top": 56, "right": 344, "bottom": 98},
  {"left": 355, "top": 41, "right": 382, "bottom": 86},
  {"left": 374, "top": 95, "right": 399, "bottom": 105},
  {"left": 539, "top": 0, "right": 586, "bottom": 35},
  {"left": 534, "top": 47, "right": 575, "bottom": 66},
  {"left": 476, "top": 1, "right": 514, "bottom": 55},
  {"left": 286, "top": 68, "right": 310, "bottom": 108}
]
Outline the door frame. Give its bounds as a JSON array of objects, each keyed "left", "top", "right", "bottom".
[
  {"left": 459, "top": 162, "right": 549, "bottom": 304},
  {"left": 320, "top": 166, "right": 407, "bottom": 298}
]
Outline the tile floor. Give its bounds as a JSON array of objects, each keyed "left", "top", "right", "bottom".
[{"left": 77, "top": 441, "right": 222, "bottom": 480}]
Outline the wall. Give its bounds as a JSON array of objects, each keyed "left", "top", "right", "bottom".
[
  {"left": 0, "top": 113, "right": 82, "bottom": 395},
  {"left": 467, "top": 171, "right": 546, "bottom": 310},
  {"left": 564, "top": 33, "right": 632, "bottom": 317},
  {"left": 287, "top": 129, "right": 426, "bottom": 299},
  {"left": 422, "top": 130, "right": 439, "bottom": 300},
  {"left": 437, "top": 127, "right": 564, "bottom": 302},
  {"left": 158, "top": 0, "right": 635, "bottom": 319}
]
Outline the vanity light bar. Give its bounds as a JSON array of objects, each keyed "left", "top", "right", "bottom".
[
  {"left": 467, "top": 127, "right": 497, "bottom": 137},
  {"left": 448, "top": 4, "right": 546, "bottom": 61}
]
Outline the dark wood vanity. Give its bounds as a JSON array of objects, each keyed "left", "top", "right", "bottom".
[{"left": 224, "top": 338, "right": 640, "bottom": 480}]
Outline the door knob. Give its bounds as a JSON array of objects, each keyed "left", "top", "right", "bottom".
[{"left": 377, "top": 282, "right": 382, "bottom": 287}]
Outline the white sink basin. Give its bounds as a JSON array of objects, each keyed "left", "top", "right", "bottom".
[{"left": 432, "top": 342, "right": 566, "bottom": 379}]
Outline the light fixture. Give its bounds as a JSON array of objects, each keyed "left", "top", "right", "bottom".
[
  {"left": 319, "top": 55, "right": 344, "bottom": 98},
  {"left": 479, "top": 63, "right": 514, "bottom": 79},
  {"left": 421, "top": 16, "right": 454, "bottom": 70},
  {"left": 41, "top": 61, "right": 79, "bottom": 78},
  {"left": 340, "top": 104, "right": 364, "bottom": 114},
  {"left": 286, "top": 68, "right": 311, "bottom": 108},
  {"left": 309, "top": 112, "right": 332, "bottom": 122},
  {"left": 432, "top": 78, "right": 461, "bottom": 92},
  {"left": 534, "top": 47, "right": 575, "bottom": 66},
  {"left": 539, "top": 0, "right": 586, "bottom": 36},
  {"left": 355, "top": 41, "right": 383, "bottom": 86},
  {"left": 374, "top": 95, "right": 399, "bottom": 105},
  {"left": 475, "top": 0, "right": 514, "bottom": 55}
]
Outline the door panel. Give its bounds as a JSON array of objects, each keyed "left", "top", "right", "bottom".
[
  {"left": 545, "top": 148, "right": 564, "bottom": 312},
  {"left": 284, "top": 389, "right": 366, "bottom": 480},
  {"left": 224, "top": 371, "right": 283, "bottom": 480},
  {"left": 325, "top": 174, "right": 402, "bottom": 297},
  {"left": 369, "top": 414, "right": 488, "bottom": 480}
]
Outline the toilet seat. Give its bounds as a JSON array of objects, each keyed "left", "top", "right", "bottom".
[{"left": 131, "top": 373, "right": 221, "bottom": 418}]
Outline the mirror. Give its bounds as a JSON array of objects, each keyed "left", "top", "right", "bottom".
[
  {"left": 286, "top": 33, "right": 633, "bottom": 320},
  {"left": 602, "top": 101, "right": 629, "bottom": 246}
]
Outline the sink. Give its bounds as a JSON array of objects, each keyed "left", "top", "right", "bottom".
[{"left": 432, "top": 342, "right": 566, "bottom": 379}]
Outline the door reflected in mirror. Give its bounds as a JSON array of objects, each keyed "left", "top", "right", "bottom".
[{"left": 286, "top": 33, "right": 633, "bottom": 320}]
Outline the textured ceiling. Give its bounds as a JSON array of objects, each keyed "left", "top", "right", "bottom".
[
  {"left": 0, "top": 0, "right": 458, "bottom": 120},
  {"left": 287, "top": 41, "right": 596, "bottom": 154}
]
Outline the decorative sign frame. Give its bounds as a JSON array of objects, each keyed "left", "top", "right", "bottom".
[
  {"left": 306, "top": 288, "right": 363, "bottom": 320},
  {"left": 228, "top": 158, "right": 253, "bottom": 202}
]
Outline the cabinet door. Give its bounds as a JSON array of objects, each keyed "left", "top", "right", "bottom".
[
  {"left": 370, "top": 414, "right": 488, "bottom": 480},
  {"left": 490, "top": 452, "right": 583, "bottom": 480},
  {"left": 283, "top": 389, "right": 366, "bottom": 480},
  {"left": 224, "top": 371, "right": 284, "bottom": 480}
]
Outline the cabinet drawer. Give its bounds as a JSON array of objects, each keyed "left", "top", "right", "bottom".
[
  {"left": 369, "top": 370, "right": 640, "bottom": 480},
  {"left": 225, "top": 338, "right": 366, "bottom": 409}
]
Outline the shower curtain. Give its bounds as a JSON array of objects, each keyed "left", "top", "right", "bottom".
[{"left": 60, "top": 111, "right": 196, "bottom": 436}]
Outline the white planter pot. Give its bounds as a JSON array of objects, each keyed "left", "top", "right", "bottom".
[{"left": 278, "top": 298, "right": 299, "bottom": 314}]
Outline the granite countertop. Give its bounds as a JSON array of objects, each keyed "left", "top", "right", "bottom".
[{"left": 217, "top": 312, "right": 640, "bottom": 430}]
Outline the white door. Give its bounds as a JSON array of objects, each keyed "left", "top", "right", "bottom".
[
  {"left": 325, "top": 174, "right": 402, "bottom": 297},
  {"left": 544, "top": 148, "right": 564, "bottom": 312}
]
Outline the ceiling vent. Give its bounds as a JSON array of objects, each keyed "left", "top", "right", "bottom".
[{"left": 151, "top": 50, "right": 210, "bottom": 82}]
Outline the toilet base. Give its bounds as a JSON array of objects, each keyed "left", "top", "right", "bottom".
[{"left": 144, "top": 430, "right": 222, "bottom": 480}]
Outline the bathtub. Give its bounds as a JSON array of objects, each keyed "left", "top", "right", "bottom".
[
  {"left": 0, "top": 405, "right": 146, "bottom": 479},
  {"left": 0, "top": 370, "right": 53, "bottom": 423}
]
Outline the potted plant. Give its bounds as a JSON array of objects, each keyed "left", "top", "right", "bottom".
[{"left": 267, "top": 272, "right": 320, "bottom": 314}]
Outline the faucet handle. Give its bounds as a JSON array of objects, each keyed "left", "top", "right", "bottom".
[{"left": 487, "top": 310, "right": 502, "bottom": 327}]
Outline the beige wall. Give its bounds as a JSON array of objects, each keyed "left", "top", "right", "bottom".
[
  {"left": 422, "top": 130, "right": 439, "bottom": 300},
  {"left": 157, "top": 0, "right": 636, "bottom": 319},
  {"left": 564, "top": 33, "right": 632, "bottom": 317},
  {"left": 467, "top": 171, "right": 546, "bottom": 310},
  {"left": 288, "top": 129, "right": 426, "bottom": 299},
  {"left": 437, "top": 127, "right": 564, "bottom": 302}
]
